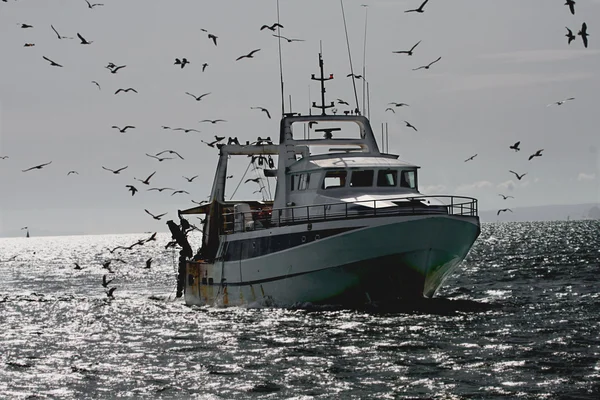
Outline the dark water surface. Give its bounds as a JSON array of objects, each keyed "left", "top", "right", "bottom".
[{"left": 1, "top": 221, "right": 599, "bottom": 399}]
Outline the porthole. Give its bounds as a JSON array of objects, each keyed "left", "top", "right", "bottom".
[{"left": 301, "top": 236, "right": 306, "bottom": 243}]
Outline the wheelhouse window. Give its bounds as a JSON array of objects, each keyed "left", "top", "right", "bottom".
[
  {"left": 400, "top": 170, "right": 417, "bottom": 189},
  {"left": 377, "top": 170, "right": 397, "bottom": 187},
  {"left": 322, "top": 170, "right": 347, "bottom": 189},
  {"left": 350, "top": 170, "right": 374, "bottom": 187},
  {"left": 298, "top": 174, "right": 310, "bottom": 190}
]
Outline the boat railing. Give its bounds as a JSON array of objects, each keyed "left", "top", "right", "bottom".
[{"left": 221, "top": 195, "right": 478, "bottom": 234}]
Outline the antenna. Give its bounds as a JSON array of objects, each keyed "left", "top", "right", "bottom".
[
  {"left": 276, "top": 0, "right": 285, "bottom": 117},
  {"left": 361, "top": 4, "right": 369, "bottom": 116},
  {"left": 340, "top": 0, "right": 360, "bottom": 114},
  {"left": 311, "top": 53, "right": 334, "bottom": 115}
]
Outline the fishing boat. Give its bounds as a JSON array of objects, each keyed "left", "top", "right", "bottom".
[{"left": 169, "top": 54, "right": 480, "bottom": 307}]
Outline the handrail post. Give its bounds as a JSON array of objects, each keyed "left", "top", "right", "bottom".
[
  {"left": 324, "top": 204, "right": 327, "bottom": 220},
  {"left": 450, "top": 196, "right": 454, "bottom": 215},
  {"left": 306, "top": 206, "right": 310, "bottom": 222},
  {"left": 345, "top": 202, "right": 348, "bottom": 218},
  {"left": 292, "top": 207, "right": 295, "bottom": 223},
  {"left": 374, "top": 200, "right": 377, "bottom": 216}
]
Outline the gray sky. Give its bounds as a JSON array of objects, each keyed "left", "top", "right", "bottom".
[{"left": 1, "top": 0, "right": 599, "bottom": 236}]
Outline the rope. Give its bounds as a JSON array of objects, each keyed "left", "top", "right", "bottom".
[{"left": 340, "top": 0, "right": 360, "bottom": 112}]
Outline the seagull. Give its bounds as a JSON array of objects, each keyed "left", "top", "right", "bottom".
[
  {"left": 42, "top": 56, "right": 63, "bottom": 67},
  {"left": 271, "top": 34, "right": 304, "bottom": 43},
  {"left": 547, "top": 97, "right": 575, "bottom": 107},
  {"left": 147, "top": 187, "right": 174, "bottom": 192},
  {"left": 498, "top": 194, "right": 515, "bottom": 200},
  {"left": 114, "top": 88, "right": 138, "bottom": 95},
  {"left": 50, "top": 25, "right": 72, "bottom": 40},
  {"left": 214, "top": 135, "right": 225, "bottom": 142},
  {"left": 126, "top": 185, "right": 138, "bottom": 196},
  {"left": 236, "top": 49, "right": 261, "bottom": 61},
  {"left": 413, "top": 56, "right": 442, "bottom": 71},
  {"left": 392, "top": 41, "right": 421, "bottom": 56},
  {"left": 0, "top": 156, "right": 8, "bottom": 160},
  {"left": 106, "top": 287, "right": 116, "bottom": 299},
  {"left": 174, "top": 58, "right": 190, "bottom": 68},
  {"left": 389, "top": 102, "right": 409, "bottom": 107},
  {"left": 577, "top": 22, "right": 588, "bottom": 48},
  {"left": 92, "top": 81, "right": 101, "bottom": 90},
  {"left": 102, "top": 275, "right": 113, "bottom": 288},
  {"left": 74, "top": 263, "right": 83, "bottom": 270},
  {"left": 145, "top": 209, "right": 167, "bottom": 220},
  {"left": 497, "top": 208, "right": 513, "bottom": 216},
  {"left": 347, "top": 73, "right": 363, "bottom": 80},
  {"left": 109, "top": 65, "right": 126, "bottom": 74},
  {"left": 464, "top": 154, "right": 478, "bottom": 162},
  {"left": 208, "top": 33, "right": 218, "bottom": 46},
  {"left": 145, "top": 258, "right": 152, "bottom": 269},
  {"left": 227, "top": 175, "right": 234, "bottom": 179},
  {"left": 171, "top": 190, "right": 190, "bottom": 196},
  {"left": 112, "top": 125, "right": 135, "bottom": 133},
  {"left": 404, "top": 121, "right": 418, "bottom": 131},
  {"left": 172, "top": 128, "right": 201, "bottom": 134},
  {"left": 509, "top": 141, "right": 521, "bottom": 152},
  {"left": 202, "top": 63, "right": 208, "bottom": 72},
  {"left": 566, "top": 27, "right": 576, "bottom": 45},
  {"left": 251, "top": 107, "right": 271, "bottom": 119},
  {"left": 191, "top": 200, "right": 208, "bottom": 206},
  {"left": 67, "top": 170, "right": 79, "bottom": 175},
  {"left": 77, "top": 33, "right": 93, "bottom": 45},
  {"left": 565, "top": 0, "right": 576, "bottom": 15},
  {"left": 337, "top": 99, "right": 350, "bottom": 106},
  {"left": 144, "top": 232, "right": 157, "bottom": 242},
  {"left": 260, "top": 23, "right": 284, "bottom": 31},
  {"left": 245, "top": 178, "right": 261, "bottom": 184},
  {"left": 102, "top": 166, "right": 128, "bottom": 174},
  {"left": 509, "top": 170, "right": 527, "bottom": 180},
  {"left": 21, "top": 227, "right": 28, "bottom": 230},
  {"left": 20, "top": 23, "right": 34, "bottom": 29},
  {"left": 185, "top": 92, "right": 211, "bottom": 101},
  {"left": 405, "top": 0, "right": 430, "bottom": 13},
  {"left": 183, "top": 175, "right": 199, "bottom": 182},
  {"left": 528, "top": 149, "right": 544, "bottom": 161},
  {"left": 201, "top": 139, "right": 220, "bottom": 148},
  {"left": 102, "top": 260, "right": 114, "bottom": 273},
  {"left": 85, "top": 1, "right": 104, "bottom": 9},
  {"left": 156, "top": 150, "right": 184, "bottom": 159},
  {"left": 200, "top": 119, "right": 227, "bottom": 124},
  {"left": 146, "top": 154, "right": 173, "bottom": 162},
  {"left": 22, "top": 162, "right": 52, "bottom": 172},
  {"left": 385, "top": 107, "right": 395, "bottom": 113},
  {"left": 24, "top": 43, "right": 35, "bottom": 47},
  {"left": 134, "top": 171, "right": 156, "bottom": 185}
]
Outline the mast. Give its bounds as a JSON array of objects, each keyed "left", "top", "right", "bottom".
[{"left": 311, "top": 53, "right": 334, "bottom": 115}]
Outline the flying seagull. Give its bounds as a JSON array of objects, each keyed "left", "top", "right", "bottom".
[
  {"left": 251, "top": 107, "right": 271, "bottom": 119},
  {"left": 498, "top": 194, "right": 514, "bottom": 200},
  {"left": 145, "top": 258, "right": 152, "bottom": 269},
  {"left": 126, "top": 185, "right": 138, "bottom": 196},
  {"left": 389, "top": 102, "right": 409, "bottom": 107},
  {"left": 106, "top": 287, "right": 116, "bottom": 299},
  {"left": 74, "top": 263, "right": 83, "bottom": 270},
  {"left": 404, "top": 121, "right": 418, "bottom": 131},
  {"left": 201, "top": 139, "right": 220, "bottom": 148},
  {"left": 77, "top": 33, "right": 93, "bottom": 45},
  {"left": 497, "top": 208, "right": 513, "bottom": 216},
  {"left": 528, "top": 149, "right": 544, "bottom": 161},
  {"left": 171, "top": 190, "right": 190, "bottom": 196},
  {"left": 405, "top": 0, "right": 430, "bottom": 14},
  {"left": 134, "top": 171, "right": 156, "bottom": 185},
  {"left": 20, "top": 23, "right": 34, "bottom": 29},
  {"left": 24, "top": 43, "right": 35, "bottom": 47},
  {"left": 565, "top": 0, "right": 576, "bottom": 15},
  {"left": 22, "top": 162, "right": 52, "bottom": 172},
  {"left": 208, "top": 33, "right": 218, "bottom": 46},
  {"left": 337, "top": 99, "right": 350, "bottom": 106},
  {"left": 413, "top": 56, "right": 442, "bottom": 71},
  {"left": 547, "top": 97, "right": 575, "bottom": 107},
  {"left": 51, "top": 25, "right": 72, "bottom": 40},
  {"left": 85, "top": 1, "right": 104, "bottom": 9},
  {"left": 566, "top": 27, "right": 576, "bottom": 45},
  {"left": 0, "top": 156, "right": 8, "bottom": 160},
  {"left": 578, "top": 23, "right": 588, "bottom": 48},
  {"left": 464, "top": 154, "right": 478, "bottom": 162},
  {"left": 185, "top": 92, "right": 211, "bottom": 101},
  {"left": 172, "top": 128, "right": 201, "bottom": 133},
  {"left": 146, "top": 153, "right": 173, "bottom": 162},
  {"left": 174, "top": 58, "right": 190, "bottom": 68},
  {"left": 92, "top": 81, "right": 101, "bottom": 90},
  {"left": 392, "top": 41, "right": 421, "bottom": 56},
  {"left": 200, "top": 119, "right": 227, "bottom": 124},
  {"left": 145, "top": 209, "right": 167, "bottom": 220},
  {"left": 509, "top": 170, "right": 527, "bottom": 180},
  {"left": 183, "top": 175, "right": 199, "bottom": 182},
  {"left": 112, "top": 125, "right": 135, "bottom": 133},
  {"left": 347, "top": 73, "right": 363, "bottom": 80},
  {"left": 102, "top": 166, "right": 128, "bottom": 174},
  {"left": 67, "top": 170, "right": 79, "bottom": 175},
  {"left": 202, "top": 63, "right": 208, "bottom": 72},
  {"left": 261, "top": 23, "right": 284, "bottom": 31},
  {"left": 156, "top": 150, "right": 184, "bottom": 159},
  {"left": 385, "top": 107, "right": 395, "bottom": 113},
  {"left": 272, "top": 34, "right": 304, "bottom": 43},
  {"left": 114, "top": 88, "right": 138, "bottom": 95},
  {"left": 102, "top": 275, "right": 113, "bottom": 288},
  {"left": 147, "top": 187, "right": 174, "bottom": 192},
  {"left": 236, "top": 49, "right": 261, "bottom": 61},
  {"left": 42, "top": 56, "right": 63, "bottom": 67},
  {"left": 245, "top": 178, "right": 261, "bottom": 184},
  {"left": 109, "top": 65, "right": 126, "bottom": 74},
  {"left": 509, "top": 141, "right": 521, "bottom": 152}
]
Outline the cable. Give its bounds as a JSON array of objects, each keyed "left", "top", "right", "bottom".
[
  {"left": 229, "top": 160, "right": 253, "bottom": 200},
  {"left": 340, "top": 0, "right": 360, "bottom": 112}
]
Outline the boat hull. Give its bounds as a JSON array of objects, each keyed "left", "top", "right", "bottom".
[{"left": 185, "top": 214, "right": 480, "bottom": 307}]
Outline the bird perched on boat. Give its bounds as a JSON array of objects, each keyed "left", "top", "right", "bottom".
[
  {"left": 24, "top": 43, "right": 35, "bottom": 47},
  {"left": 126, "top": 185, "right": 138, "bottom": 196},
  {"left": 112, "top": 125, "right": 135, "bottom": 133},
  {"left": 102, "top": 275, "right": 113, "bottom": 288},
  {"left": 202, "top": 63, "right": 208, "bottom": 72},
  {"left": 147, "top": 187, "right": 174, "bottom": 192},
  {"left": 260, "top": 23, "right": 283, "bottom": 31},
  {"left": 108, "top": 65, "right": 126, "bottom": 74},
  {"left": 389, "top": 102, "right": 409, "bottom": 107},
  {"left": 528, "top": 149, "right": 544, "bottom": 161},
  {"left": 347, "top": 73, "right": 363, "bottom": 80},
  {"left": 578, "top": 23, "right": 589, "bottom": 48},
  {"left": 92, "top": 81, "right": 101, "bottom": 90},
  {"left": 498, "top": 194, "right": 514, "bottom": 200},
  {"left": 385, "top": 107, "right": 395, "bottom": 113},
  {"left": 236, "top": 49, "right": 261, "bottom": 61},
  {"left": 106, "top": 287, "right": 116, "bottom": 299},
  {"left": 272, "top": 34, "right": 304, "bottom": 43},
  {"left": 77, "top": 33, "right": 93, "bottom": 45},
  {"left": 145, "top": 209, "right": 167, "bottom": 220},
  {"left": 464, "top": 154, "right": 477, "bottom": 162},
  {"left": 51, "top": 25, "right": 72, "bottom": 40},
  {"left": 156, "top": 150, "right": 184, "bottom": 160},
  {"left": 245, "top": 178, "right": 261, "bottom": 184},
  {"left": 135, "top": 171, "right": 156, "bottom": 185},
  {"left": 228, "top": 137, "right": 241, "bottom": 145},
  {"left": 497, "top": 208, "right": 513, "bottom": 216},
  {"left": 174, "top": 58, "right": 190, "bottom": 68},
  {"left": 566, "top": 27, "right": 576, "bottom": 45},
  {"left": 185, "top": 92, "right": 211, "bottom": 101},
  {"left": 214, "top": 135, "right": 225, "bottom": 142},
  {"left": 85, "top": 0, "right": 104, "bottom": 9},
  {"left": 183, "top": 175, "right": 198, "bottom": 182},
  {"left": 413, "top": 57, "right": 441, "bottom": 71},
  {"left": 42, "top": 56, "right": 63, "bottom": 67},
  {"left": 251, "top": 107, "right": 271, "bottom": 119},
  {"left": 102, "top": 166, "right": 128, "bottom": 174},
  {"left": 547, "top": 97, "right": 575, "bottom": 107},
  {"left": 392, "top": 41, "right": 421, "bottom": 56},
  {"left": 145, "top": 258, "right": 152, "bottom": 269},
  {"left": 404, "top": 121, "right": 418, "bottom": 131},
  {"left": 22, "top": 162, "right": 52, "bottom": 172},
  {"left": 565, "top": 0, "right": 576, "bottom": 15},
  {"left": 114, "top": 88, "right": 137, "bottom": 95},
  {"left": 509, "top": 170, "right": 527, "bottom": 180},
  {"left": 146, "top": 154, "right": 173, "bottom": 162},
  {"left": 405, "top": 0, "right": 429, "bottom": 13},
  {"left": 67, "top": 171, "right": 79, "bottom": 175},
  {"left": 200, "top": 119, "right": 227, "bottom": 124},
  {"left": 509, "top": 141, "right": 521, "bottom": 152},
  {"left": 171, "top": 190, "right": 190, "bottom": 196}
]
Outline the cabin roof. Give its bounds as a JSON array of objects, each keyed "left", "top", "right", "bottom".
[{"left": 288, "top": 156, "right": 419, "bottom": 173}]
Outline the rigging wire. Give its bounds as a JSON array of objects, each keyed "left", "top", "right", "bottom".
[
  {"left": 276, "top": 0, "right": 285, "bottom": 117},
  {"left": 340, "top": 0, "right": 360, "bottom": 113},
  {"left": 229, "top": 160, "right": 253, "bottom": 200},
  {"left": 361, "top": 5, "right": 368, "bottom": 116}
]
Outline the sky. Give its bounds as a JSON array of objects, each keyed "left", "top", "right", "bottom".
[{"left": 1, "top": 0, "right": 599, "bottom": 236}]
